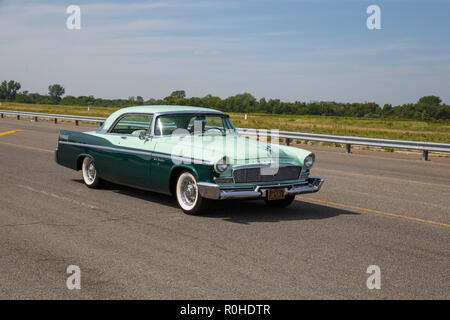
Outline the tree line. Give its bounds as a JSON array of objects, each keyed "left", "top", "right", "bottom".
[{"left": 1, "top": 80, "right": 449, "bottom": 120}]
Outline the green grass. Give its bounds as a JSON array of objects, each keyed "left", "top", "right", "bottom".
[
  {"left": 0, "top": 101, "right": 119, "bottom": 118},
  {"left": 1, "top": 102, "right": 449, "bottom": 143},
  {"left": 232, "top": 113, "right": 450, "bottom": 143}
]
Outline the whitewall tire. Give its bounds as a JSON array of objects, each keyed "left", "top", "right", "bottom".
[
  {"left": 175, "top": 171, "right": 208, "bottom": 215},
  {"left": 82, "top": 157, "right": 102, "bottom": 189}
]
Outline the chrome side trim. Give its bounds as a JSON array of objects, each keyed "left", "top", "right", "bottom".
[{"left": 58, "top": 141, "right": 213, "bottom": 165}]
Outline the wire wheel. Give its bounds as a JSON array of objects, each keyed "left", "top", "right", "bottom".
[
  {"left": 176, "top": 172, "right": 198, "bottom": 210},
  {"left": 82, "top": 157, "right": 102, "bottom": 188}
]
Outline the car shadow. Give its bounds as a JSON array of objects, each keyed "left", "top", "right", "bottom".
[
  {"left": 72, "top": 179, "right": 360, "bottom": 224},
  {"left": 201, "top": 199, "right": 360, "bottom": 224},
  {"left": 72, "top": 179, "right": 178, "bottom": 209}
]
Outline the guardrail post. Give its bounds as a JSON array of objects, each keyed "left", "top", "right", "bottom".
[
  {"left": 422, "top": 150, "right": 429, "bottom": 161},
  {"left": 34, "top": 116, "right": 38, "bottom": 122},
  {"left": 346, "top": 144, "right": 351, "bottom": 153},
  {"left": 285, "top": 138, "right": 290, "bottom": 146},
  {"left": 75, "top": 120, "right": 79, "bottom": 126},
  {"left": 17, "top": 115, "right": 20, "bottom": 120},
  {"left": 54, "top": 118, "right": 58, "bottom": 124},
  {"left": 0, "top": 113, "right": 3, "bottom": 119}
]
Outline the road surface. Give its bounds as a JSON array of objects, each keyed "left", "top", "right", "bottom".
[{"left": 0, "top": 117, "right": 448, "bottom": 299}]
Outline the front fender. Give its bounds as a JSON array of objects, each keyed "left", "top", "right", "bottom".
[{"left": 276, "top": 144, "right": 314, "bottom": 169}]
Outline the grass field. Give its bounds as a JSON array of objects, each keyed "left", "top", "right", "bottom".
[{"left": 1, "top": 102, "right": 449, "bottom": 143}]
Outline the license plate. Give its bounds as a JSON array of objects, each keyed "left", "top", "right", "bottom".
[{"left": 267, "top": 188, "right": 286, "bottom": 201}]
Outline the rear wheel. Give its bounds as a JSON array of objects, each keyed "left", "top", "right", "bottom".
[
  {"left": 175, "top": 171, "right": 208, "bottom": 215},
  {"left": 264, "top": 194, "right": 296, "bottom": 208},
  {"left": 82, "top": 157, "right": 103, "bottom": 189}
]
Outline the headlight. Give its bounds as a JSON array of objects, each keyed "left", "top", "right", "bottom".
[
  {"left": 214, "top": 156, "right": 230, "bottom": 173},
  {"left": 304, "top": 154, "right": 314, "bottom": 169}
]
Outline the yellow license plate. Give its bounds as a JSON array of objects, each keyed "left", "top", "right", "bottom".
[{"left": 267, "top": 188, "right": 286, "bottom": 201}]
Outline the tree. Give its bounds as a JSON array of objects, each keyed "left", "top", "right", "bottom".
[
  {"left": 8, "top": 80, "right": 21, "bottom": 101},
  {"left": 48, "top": 84, "right": 65, "bottom": 103},
  {"left": 136, "top": 96, "right": 144, "bottom": 105},
  {"left": 0, "top": 81, "right": 7, "bottom": 100},
  {"left": 169, "top": 90, "right": 186, "bottom": 99},
  {"left": 382, "top": 104, "right": 393, "bottom": 116},
  {"left": 164, "top": 90, "right": 186, "bottom": 104},
  {"left": 0, "top": 80, "right": 21, "bottom": 101},
  {"left": 418, "top": 96, "right": 441, "bottom": 107}
]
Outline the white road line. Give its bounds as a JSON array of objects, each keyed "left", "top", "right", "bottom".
[{"left": 17, "top": 184, "right": 100, "bottom": 211}]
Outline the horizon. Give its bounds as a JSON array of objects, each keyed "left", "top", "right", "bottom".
[{"left": 4, "top": 86, "right": 448, "bottom": 107}]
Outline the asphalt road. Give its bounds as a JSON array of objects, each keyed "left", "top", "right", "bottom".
[{"left": 0, "top": 117, "right": 449, "bottom": 299}]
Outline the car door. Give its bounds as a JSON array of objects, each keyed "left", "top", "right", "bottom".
[{"left": 104, "top": 113, "right": 156, "bottom": 188}]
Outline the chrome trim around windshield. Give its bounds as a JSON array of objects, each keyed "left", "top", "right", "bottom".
[{"left": 150, "top": 111, "right": 232, "bottom": 137}]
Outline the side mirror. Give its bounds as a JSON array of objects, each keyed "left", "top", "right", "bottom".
[{"left": 138, "top": 131, "right": 147, "bottom": 140}]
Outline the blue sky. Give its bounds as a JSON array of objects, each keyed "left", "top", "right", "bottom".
[{"left": 1, "top": 0, "right": 449, "bottom": 105}]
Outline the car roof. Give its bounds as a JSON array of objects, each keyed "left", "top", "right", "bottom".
[
  {"left": 115, "top": 105, "right": 226, "bottom": 115},
  {"left": 100, "top": 105, "right": 227, "bottom": 133}
]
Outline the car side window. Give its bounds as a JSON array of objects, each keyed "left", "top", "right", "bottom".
[
  {"left": 154, "top": 116, "right": 187, "bottom": 136},
  {"left": 109, "top": 114, "right": 153, "bottom": 136}
]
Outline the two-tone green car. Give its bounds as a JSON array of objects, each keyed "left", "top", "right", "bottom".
[{"left": 55, "top": 105, "right": 324, "bottom": 214}]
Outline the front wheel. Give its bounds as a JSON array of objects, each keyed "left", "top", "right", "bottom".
[
  {"left": 263, "top": 194, "right": 296, "bottom": 208},
  {"left": 175, "top": 171, "right": 208, "bottom": 215},
  {"left": 81, "top": 157, "right": 103, "bottom": 189}
]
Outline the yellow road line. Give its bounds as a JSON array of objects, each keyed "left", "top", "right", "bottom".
[
  {"left": 297, "top": 196, "right": 450, "bottom": 228},
  {"left": 315, "top": 167, "right": 450, "bottom": 189},
  {"left": 0, "top": 141, "right": 53, "bottom": 153},
  {"left": 0, "top": 130, "right": 23, "bottom": 136}
]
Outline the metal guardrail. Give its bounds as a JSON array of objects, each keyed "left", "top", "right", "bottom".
[
  {"left": 237, "top": 128, "right": 450, "bottom": 160},
  {"left": 0, "top": 110, "right": 105, "bottom": 125},
  {"left": 1, "top": 110, "right": 449, "bottom": 160}
]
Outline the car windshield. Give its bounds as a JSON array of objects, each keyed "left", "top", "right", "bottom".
[{"left": 154, "top": 113, "right": 237, "bottom": 137}]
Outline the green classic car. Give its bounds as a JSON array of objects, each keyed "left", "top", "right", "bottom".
[{"left": 55, "top": 105, "right": 324, "bottom": 214}]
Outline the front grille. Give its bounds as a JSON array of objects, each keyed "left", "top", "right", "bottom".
[{"left": 232, "top": 165, "right": 301, "bottom": 183}]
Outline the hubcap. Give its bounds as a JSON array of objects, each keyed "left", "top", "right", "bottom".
[
  {"left": 84, "top": 159, "right": 96, "bottom": 183},
  {"left": 180, "top": 176, "right": 197, "bottom": 207}
]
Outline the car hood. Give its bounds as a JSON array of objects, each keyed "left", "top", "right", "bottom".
[{"left": 154, "top": 134, "right": 308, "bottom": 166}]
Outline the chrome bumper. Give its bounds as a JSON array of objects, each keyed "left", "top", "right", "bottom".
[{"left": 197, "top": 177, "right": 324, "bottom": 200}]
